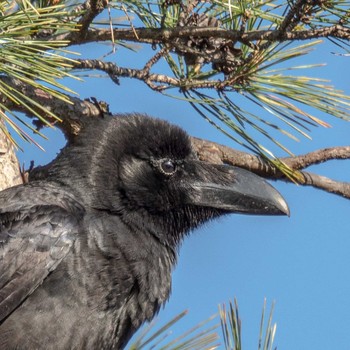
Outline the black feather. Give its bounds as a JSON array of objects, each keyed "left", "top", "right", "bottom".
[{"left": 0, "top": 113, "right": 288, "bottom": 349}]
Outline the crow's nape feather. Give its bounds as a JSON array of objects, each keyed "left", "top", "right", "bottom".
[{"left": 0, "top": 114, "right": 288, "bottom": 349}]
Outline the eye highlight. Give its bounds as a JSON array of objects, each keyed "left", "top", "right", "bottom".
[
  {"left": 150, "top": 157, "right": 180, "bottom": 176},
  {"left": 160, "top": 159, "right": 176, "bottom": 175}
]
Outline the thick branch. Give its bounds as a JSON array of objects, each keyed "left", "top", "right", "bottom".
[
  {"left": 0, "top": 77, "right": 104, "bottom": 140},
  {"left": 0, "top": 122, "right": 22, "bottom": 190},
  {"left": 193, "top": 138, "right": 350, "bottom": 171},
  {"left": 57, "top": 25, "right": 350, "bottom": 46},
  {"left": 192, "top": 138, "right": 350, "bottom": 199}
]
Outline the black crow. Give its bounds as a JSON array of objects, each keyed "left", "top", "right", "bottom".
[{"left": 0, "top": 114, "right": 289, "bottom": 349}]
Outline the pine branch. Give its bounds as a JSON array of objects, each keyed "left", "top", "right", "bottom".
[
  {"left": 0, "top": 77, "right": 103, "bottom": 140},
  {"left": 74, "top": 59, "right": 220, "bottom": 90},
  {"left": 1, "top": 1, "right": 349, "bottom": 199},
  {"left": 192, "top": 137, "right": 350, "bottom": 199},
  {"left": 282, "top": 147, "right": 350, "bottom": 169},
  {"left": 8, "top": 2, "right": 347, "bottom": 161},
  {"left": 54, "top": 25, "right": 350, "bottom": 47},
  {"left": 76, "top": 0, "right": 108, "bottom": 39},
  {"left": 301, "top": 171, "right": 350, "bottom": 199},
  {"left": 197, "top": 139, "right": 350, "bottom": 172},
  {"left": 4, "top": 79, "right": 347, "bottom": 200},
  {"left": 0, "top": 122, "right": 22, "bottom": 191},
  {"left": 279, "top": 0, "right": 320, "bottom": 33}
]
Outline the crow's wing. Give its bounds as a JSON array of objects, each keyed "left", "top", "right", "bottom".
[{"left": 0, "top": 182, "right": 84, "bottom": 322}]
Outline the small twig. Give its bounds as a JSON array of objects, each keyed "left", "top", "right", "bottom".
[
  {"left": 77, "top": 0, "right": 108, "bottom": 39},
  {"left": 300, "top": 171, "right": 350, "bottom": 199},
  {"left": 281, "top": 146, "right": 350, "bottom": 170},
  {"left": 73, "top": 59, "right": 221, "bottom": 90},
  {"left": 143, "top": 48, "right": 169, "bottom": 73},
  {"left": 279, "top": 0, "right": 306, "bottom": 33}
]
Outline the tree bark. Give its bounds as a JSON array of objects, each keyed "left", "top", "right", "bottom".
[{"left": 0, "top": 123, "right": 22, "bottom": 191}]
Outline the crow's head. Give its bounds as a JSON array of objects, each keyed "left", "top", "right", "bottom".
[
  {"left": 46, "top": 114, "right": 289, "bottom": 247},
  {"left": 23, "top": 114, "right": 289, "bottom": 350}
]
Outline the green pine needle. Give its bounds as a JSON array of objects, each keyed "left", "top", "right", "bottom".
[
  {"left": 128, "top": 311, "right": 219, "bottom": 350},
  {"left": 127, "top": 298, "right": 277, "bottom": 350},
  {"left": 0, "top": 2, "right": 79, "bottom": 147}
]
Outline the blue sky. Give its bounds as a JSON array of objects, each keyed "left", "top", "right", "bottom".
[{"left": 15, "top": 37, "right": 350, "bottom": 349}]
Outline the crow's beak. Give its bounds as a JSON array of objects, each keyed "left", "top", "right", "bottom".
[{"left": 186, "top": 163, "right": 289, "bottom": 216}]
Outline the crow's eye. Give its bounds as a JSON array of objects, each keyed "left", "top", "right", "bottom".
[{"left": 160, "top": 159, "right": 176, "bottom": 175}]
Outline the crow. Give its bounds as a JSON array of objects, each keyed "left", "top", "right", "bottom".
[{"left": 0, "top": 114, "right": 289, "bottom": 349}]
